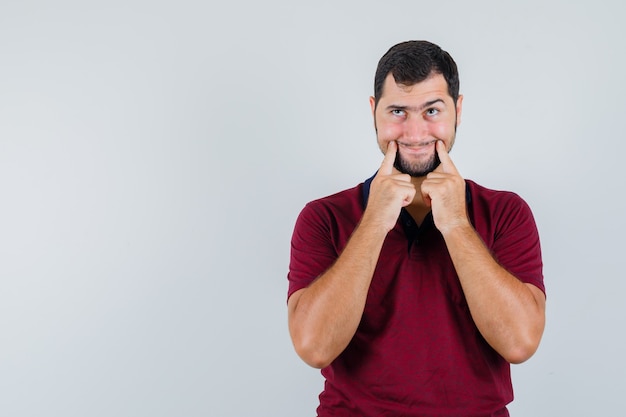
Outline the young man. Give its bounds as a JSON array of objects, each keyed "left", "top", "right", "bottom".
[{"left": 287, "top": 40, "right": 546, "bottom": 417}]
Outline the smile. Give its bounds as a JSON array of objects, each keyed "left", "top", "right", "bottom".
[{"left": 397, "top": 140, "right": 436, "bottom": 148}]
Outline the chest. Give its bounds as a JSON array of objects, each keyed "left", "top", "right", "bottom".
[{"left": 361, "top": 226, "right": 471, "bottom": 333}]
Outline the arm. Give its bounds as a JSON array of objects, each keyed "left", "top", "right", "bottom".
[
  {"left": 288, "top": 141, "right": 415, "bottom": 369},
  {"left": 421, "top": 141, "right": 546, "bottom": 364},
  {"left": 441, "top": 224, "right": 545, "bottom": 363}
]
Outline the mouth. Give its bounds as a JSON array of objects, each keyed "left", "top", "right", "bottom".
[{"left": 396, "top": 140, "right": 437, "bottom": 149}]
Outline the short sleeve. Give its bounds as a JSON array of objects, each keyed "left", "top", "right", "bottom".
[
  {"left": 287, "top": 202, "right": 340, "bottom": 301},
  {"left": 490, "top": 194, "right": 545, "bottom": 295}
]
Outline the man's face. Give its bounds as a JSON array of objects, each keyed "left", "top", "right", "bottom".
[{"left": 370, "top": 73, "right": 463, "bottom": 177}]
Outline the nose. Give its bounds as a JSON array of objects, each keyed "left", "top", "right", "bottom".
[{"left": 402, "top": 117, "right": 429, "bottom": 142}]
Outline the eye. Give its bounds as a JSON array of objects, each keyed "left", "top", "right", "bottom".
[
  {"left": 425, "top": 108, "right": 440, "bottom": 116},
  {"left": 391, "top": 109, "right": 406, "bottom": 116}
]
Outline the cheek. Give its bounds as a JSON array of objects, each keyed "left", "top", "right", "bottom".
[
  {"left": 377, "top": 123, "right": 403, "bottom": 141},
  {"left": 429, "top": 122, "right": 454, "bottom": 139}
]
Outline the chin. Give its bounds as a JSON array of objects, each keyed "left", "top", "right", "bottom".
[{"left": 394, "top": 153, "right": 441, "bottom": 177}]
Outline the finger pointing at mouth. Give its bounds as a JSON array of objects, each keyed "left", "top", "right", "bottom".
[{"left": 435, "top": 140, "right": 459, "bottom": 174}]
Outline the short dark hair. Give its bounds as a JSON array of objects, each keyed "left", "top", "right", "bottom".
[{"left": 373, "top": 40, "right": 460, "bottom": 108}]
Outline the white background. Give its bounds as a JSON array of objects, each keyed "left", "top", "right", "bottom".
[{"left": 1, "top": 1, "right": 625, "bottom": 416}]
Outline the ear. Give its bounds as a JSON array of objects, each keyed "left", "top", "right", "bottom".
[
  {"left": 455, "top": 94, "right": 464, "bottom": 127},
  {"left": 369, "top": 96, "right": 377, "bottom": 130}
]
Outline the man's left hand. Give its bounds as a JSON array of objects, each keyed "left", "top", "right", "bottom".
[{"left": 420, "top": 140, "right": 469, "bottom": 234}]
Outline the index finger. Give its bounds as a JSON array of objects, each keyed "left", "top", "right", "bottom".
[
  {"left": 435, "top": 140, "right": 459, "bottom": 175},
  {"left": 379, "top": 140, "right": 397, "bottom": 175}
]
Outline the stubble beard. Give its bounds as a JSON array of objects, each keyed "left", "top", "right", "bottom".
[{"left": 394, "top": 150, "right": 441, "bottom": 178}]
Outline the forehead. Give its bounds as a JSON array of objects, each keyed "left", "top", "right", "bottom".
[{"left": 379, "top": 73, "right": 452, "bottom": 105}]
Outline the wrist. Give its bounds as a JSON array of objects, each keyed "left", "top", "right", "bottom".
[
  {"left": 358, "top": 211, "right": 395, "bottom": 237},
  {"left": 438, "top": 218, "right": 473, "bottom": 239}
]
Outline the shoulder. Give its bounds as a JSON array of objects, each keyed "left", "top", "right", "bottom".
[
  {"left": 465, "top": 179, "right": 539, "bottom": 243},
  {"left": 466, "top": 179, "right": 524, "bottom": 202},
  {"left": 466, "top": 179, "right": 532, "bottom": 213},
  {"left": 289, "top": 184, "right": 365, "bottom": 285},
  {"left": 300, "top": 183, "right": 364, "bottom": 219},
  {"left": 292, "top": 183, "right": 365, "bottom": 248},
  {"left": 466, "top": 181, "right": 544, "bottom": 291}
]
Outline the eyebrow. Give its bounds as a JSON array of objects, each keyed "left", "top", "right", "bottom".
[{"left": 385, "top": 99, "right": 445, "bottom": 112}]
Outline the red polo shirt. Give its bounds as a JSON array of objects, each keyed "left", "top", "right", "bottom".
[{"left": 288, "top": 176, "right": 544, "bottom": 417}]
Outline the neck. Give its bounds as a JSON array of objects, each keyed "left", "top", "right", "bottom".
[{"left": 405, "top": 176, "right": 431, "bottom": 226}]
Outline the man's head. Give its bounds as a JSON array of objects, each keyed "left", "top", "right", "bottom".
[{"left": 370, "top": 40, "right": 463, "bottom": 177}]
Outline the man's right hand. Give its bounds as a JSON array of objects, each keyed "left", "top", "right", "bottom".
[
  {"left": 288, "top": 141, "right": 414, "bottom": 369},
  {"left": 362, "top": 141, "right": 416, "bottom": 233}
]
